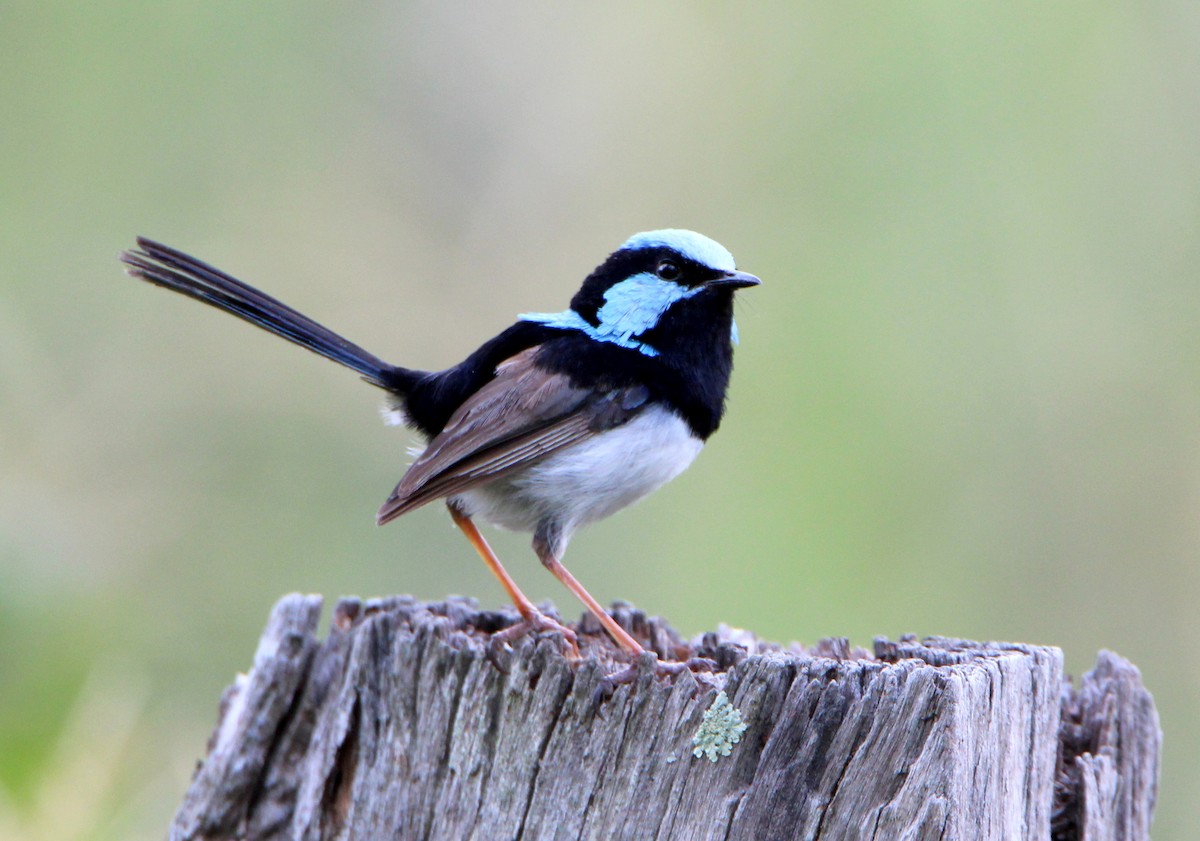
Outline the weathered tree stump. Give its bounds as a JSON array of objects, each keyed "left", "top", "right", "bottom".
[{"left": 170, "top": 594, "right": 1160, "bottom": 841}]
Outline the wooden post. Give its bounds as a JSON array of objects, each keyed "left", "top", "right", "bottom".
[{"left": 170, "top": 594, "right": 1160, "bottom": 841}]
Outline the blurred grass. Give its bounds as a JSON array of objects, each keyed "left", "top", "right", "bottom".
[{"left": 2, "top": 3, "right": 1198, "bottom": 838}]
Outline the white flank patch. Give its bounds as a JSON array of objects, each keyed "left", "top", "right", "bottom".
[{"left": 380, "top": 404, "right": 410, "bottom": 427}]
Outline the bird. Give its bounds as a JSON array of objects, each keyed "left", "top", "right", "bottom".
[{"left": 119, "top": 230, "right": 759, "bottom": 668}]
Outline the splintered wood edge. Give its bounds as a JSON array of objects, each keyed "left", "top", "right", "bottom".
[
  {"left": 1055, "top": 651, "right": 1162, "bottom": 840},
  {"left": 171, "top": 594, "right": 1159, "bottom": 841}
]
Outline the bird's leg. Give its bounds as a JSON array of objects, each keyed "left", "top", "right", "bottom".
[
  {"left": 532, "top": 531, "right": 719, "bottom": 700},
  {"left": 447, "top": 502, "right": 579, "bottom": 659},
  {"left": 531, "top": 532, "right": 645, "bottom": 657}
]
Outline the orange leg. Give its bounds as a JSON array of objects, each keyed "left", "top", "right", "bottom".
[
  {"left": 533, "top": 538, "right": 646, "bottom": 657},
  {"left": 447, "top": 502, "right": 579, "bottom": 658}
]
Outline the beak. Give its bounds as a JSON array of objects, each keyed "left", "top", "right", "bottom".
[{"left": 707, "top": 269, "right": 761, "bottom": 289}]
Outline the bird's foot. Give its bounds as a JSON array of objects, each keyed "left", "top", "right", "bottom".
[
  {"left": 487, "top": 609, "right": 581, "bottom": 670},
  {"left": 593, "top": 655, "right": 719, "bottom": 704}
]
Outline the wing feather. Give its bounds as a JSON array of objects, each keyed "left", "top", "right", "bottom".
[{"left": 376, "top": 348, "right": 645, "bottom": 523}]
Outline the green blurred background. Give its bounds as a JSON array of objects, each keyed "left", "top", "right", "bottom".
[{"left": 2, "top": 3, "right": 1197, "bottom": 838}]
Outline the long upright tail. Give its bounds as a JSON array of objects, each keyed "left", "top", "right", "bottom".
[{"left": 121, "top": 237, "right": 413, "bottom": 391}]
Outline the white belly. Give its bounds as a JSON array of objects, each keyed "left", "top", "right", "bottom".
[{"left": 451, "top": 404, "right": 703, "bottom": 542}]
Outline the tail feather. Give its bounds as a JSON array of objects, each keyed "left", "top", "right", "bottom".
[{"left": 121, "top": 237, "right": 412, "bottom": 391}]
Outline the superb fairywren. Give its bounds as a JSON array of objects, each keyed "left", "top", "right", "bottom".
[{"left": 120, "top": 230, "right": 759, "bottom": 665}]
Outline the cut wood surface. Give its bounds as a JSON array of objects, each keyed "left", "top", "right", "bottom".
[{"left": 170, "top": 594, "right": 1160, "bottom": 841}]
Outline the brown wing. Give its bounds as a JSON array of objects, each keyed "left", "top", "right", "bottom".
[{"left": 376, "top": 348, "right": 648, "bottom": 524}]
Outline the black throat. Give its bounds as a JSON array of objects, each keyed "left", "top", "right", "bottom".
[{"left": 533, "top": 286, "right": 739, "bottom": 440}]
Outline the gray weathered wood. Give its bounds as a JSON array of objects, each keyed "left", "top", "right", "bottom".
[
  {"left": 170, "top": 595, "right": 1160, "bottom": 841},
  {"left": 1053, "top": 651, "right": 1161, "bottom": 841}
]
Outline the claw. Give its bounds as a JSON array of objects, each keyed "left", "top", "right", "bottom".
[
  {"left": 486, "top": 636, "right": 515, "bottom": 673},
  {"left": 485, "top": 608, "right": 581, "bottom": 669},
  {"left": 654, "top": 656, "right": 718, "bottom": 676},
  {"left": 592, "top": 655, "right": 721, "bottom": 707}
]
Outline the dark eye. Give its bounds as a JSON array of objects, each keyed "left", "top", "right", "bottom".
[{"left": 656, "top": 260, "right": 681, "bottom": 281}]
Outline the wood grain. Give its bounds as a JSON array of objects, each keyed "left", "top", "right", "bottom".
[{"left": 169, "top": 595, "right": 1160, "bottom": 841}]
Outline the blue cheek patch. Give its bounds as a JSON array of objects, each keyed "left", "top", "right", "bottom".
[
  {"left": 520, "top": 272, "right": 701, "bottom": 357},
  {"left": 594, "top": 273, "right": 702, "bottom": 343}
]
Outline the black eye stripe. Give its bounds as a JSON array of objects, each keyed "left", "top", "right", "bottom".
[{"left": 656, "top": 260, "right": 681, "bottom": 281}]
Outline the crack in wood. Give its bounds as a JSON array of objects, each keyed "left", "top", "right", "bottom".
[
  {"left": 241, "top": 635, "right": 319, "bottom": 835},
  {"left": 320, "top": 692, "right": 360, "bottom": 832}
]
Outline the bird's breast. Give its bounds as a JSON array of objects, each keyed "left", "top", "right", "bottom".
[{"left": 452, "top": 404, "right": 703, "bottom": 537}]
